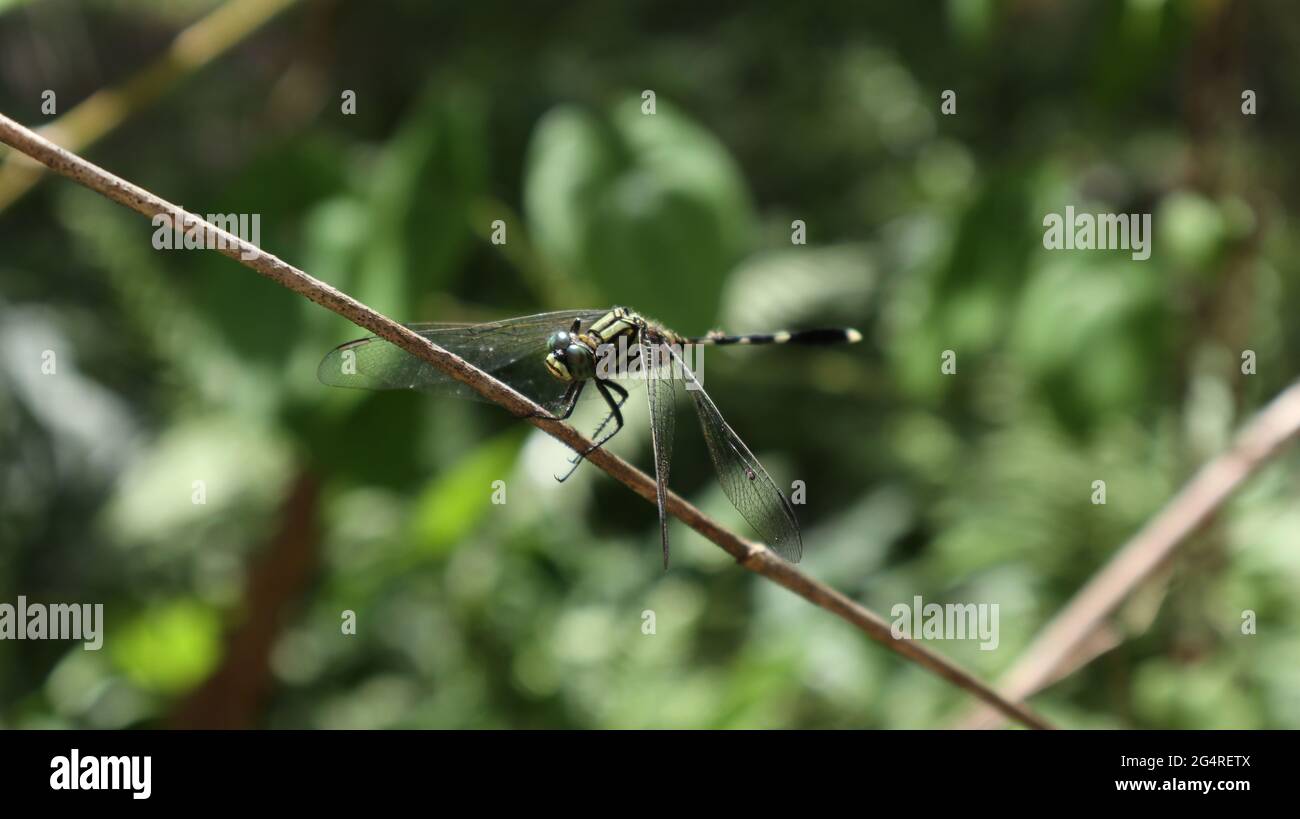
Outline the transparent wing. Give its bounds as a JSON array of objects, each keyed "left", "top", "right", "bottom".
[
  {"left": 664, "top": 344, "right": 802, "bottom": 562},
  {"left": 317, "top": 310, "right": 610, "bottom": 413},
  {"left": 642, "top": 333, "right": 676, "bottom": 568}
]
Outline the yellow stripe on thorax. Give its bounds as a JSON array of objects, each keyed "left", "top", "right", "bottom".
[{"left": 580, "top": 308, "right": 641, "bottom": 348}]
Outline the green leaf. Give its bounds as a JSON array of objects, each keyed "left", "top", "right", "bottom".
[
  {"left": 523, "top": 97, "right": 756, "bottom": 329},
  {"left": 110, "top": 601, "right": 222, "bottom": 695},
  {"left": 372, "top": 87, "right": 488, "bottom": 305},
  {"left": 1158, "top": 191, "right": 1225, "bottom": 272},
  {"left": 523, "top": 106, "right": 622, "bottom": 283},
  {"left": 408, "top": 431, "right": 524, "bottom": 556}
]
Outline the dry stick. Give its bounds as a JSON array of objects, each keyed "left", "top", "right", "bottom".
[
  {"left": 958, "top": 379, "right": 1300, "bottom": 729},
  {"left": 0, "top": 112, "right": 1052, "bottom": 731}
]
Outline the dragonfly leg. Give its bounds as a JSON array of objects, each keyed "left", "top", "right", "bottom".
[
  {"left": 566, "top": 380, "right": 628, "bottom": 460},
  {"left": 522, "top": 380, "right": 584, "bottom": 421},
  {"left": 554, "top": 378, "right": 627, "bottom": 482},
  {"left": 553, "top": 380, "right": 585, "bottom": 420}
]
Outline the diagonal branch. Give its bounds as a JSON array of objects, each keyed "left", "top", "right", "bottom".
[
  {"left": 0, "top": 111, "right": 1053, "bottom": 731},
  {"left": 956, "top": 378, "right": 1300, "bottom": 729}
]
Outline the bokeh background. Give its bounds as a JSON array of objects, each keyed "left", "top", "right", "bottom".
[{"left": 1, "top": 0, "right": 1298, "bottom": 729}]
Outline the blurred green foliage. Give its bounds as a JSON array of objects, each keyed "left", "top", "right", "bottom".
[{"left": 1, "top": 0, "right": 1299, "bottom": 729}]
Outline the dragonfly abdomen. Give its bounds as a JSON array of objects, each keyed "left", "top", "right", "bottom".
[{"left": 690, "top": 327, "right": 862, "bottom": 346}]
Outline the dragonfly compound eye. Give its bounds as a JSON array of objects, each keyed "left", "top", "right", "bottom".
[
  {"left": 565, "top": 344, "right": 595, "bottom": 380},
  {"left": 546, "top": 331, "right": 571, "bottom": 354}
]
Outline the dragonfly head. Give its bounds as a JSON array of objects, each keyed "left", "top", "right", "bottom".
[{"left": 544, "top": 331, "right": 594, "bottom": 382}]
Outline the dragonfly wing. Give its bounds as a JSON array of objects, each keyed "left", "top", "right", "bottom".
[
  {"left": 317, "top": 310, "right": 609, "bottom": 412},
  {"left": 642, "top": 333, "right": 677, "bottom": 568},
  {"left": 665, "top": 344, "right": 802, "bottom": 562}
]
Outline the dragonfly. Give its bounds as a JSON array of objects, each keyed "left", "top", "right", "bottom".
[{"left": 318, "top": 307, "right": 861, "bottom": 567}]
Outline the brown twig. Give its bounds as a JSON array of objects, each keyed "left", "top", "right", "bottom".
[
  {"left": 0, "top": 110, "right": 1053, "bottom": 731},
  {"left": 957, "top": 378, "right": 1300, "bottom": 728},
  {"left": 170, "top": 471, "right": 321, "bottom": 729}
]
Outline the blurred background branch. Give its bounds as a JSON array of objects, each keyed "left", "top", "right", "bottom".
[
  {"left": 169, "top": 470, "right": 320, "bottom": 729},
  {"left": 959, "top": 379, "right": 1300, "bottom": 728},
  {"left": 0, "top": 0, "right": 298, "bottom": 212}
]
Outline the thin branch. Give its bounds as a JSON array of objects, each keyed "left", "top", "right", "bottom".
[
  {"left": 0, "top": 111, "right": 1053, "bottom": 731},
  {"left": 0, "top": 0, "right": 299, "bottom": 212},
  {"left": 957, "top": 378, "right": 1300, "bottom": 729}
]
